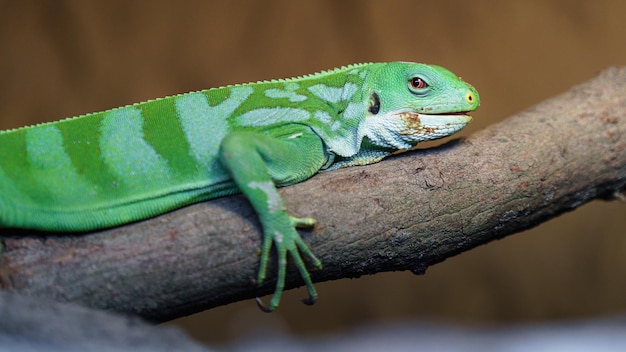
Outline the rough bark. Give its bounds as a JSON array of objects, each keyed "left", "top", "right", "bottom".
[{"left": 1, "top": 67, "right": 625, "bottom": 323}]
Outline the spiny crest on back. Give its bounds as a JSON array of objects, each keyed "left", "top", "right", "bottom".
[{"left": 231, "top": 62, "right": 374, "bottom": 87}]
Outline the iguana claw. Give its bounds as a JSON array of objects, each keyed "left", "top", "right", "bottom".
[
  {"left": 300, "top": 294, "right": 317, "bottom": 306},
  {"left": 255, "top": 297, "right": 273, "bottom": 313},
  {"left": 255, "top": 291, "right": 317, "bottom": 312}
]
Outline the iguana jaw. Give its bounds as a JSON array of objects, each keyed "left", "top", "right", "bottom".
[
  {"left": 400, "top": 111, "right": 472, "bottom": 136},
  {"left": 362, "top": 110, "right": 472, "bottom": 150}
]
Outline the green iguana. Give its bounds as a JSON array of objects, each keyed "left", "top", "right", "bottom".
[{"left": 0, "top": 62, "right": 479, "bottom": 311}]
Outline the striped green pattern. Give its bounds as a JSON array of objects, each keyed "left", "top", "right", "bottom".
[{"left": 0, "top": 63, "right": 374, "bottom": 230}]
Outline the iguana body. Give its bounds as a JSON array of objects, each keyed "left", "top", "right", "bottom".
[{"left": 0, "top": 62, "right": 479, "bottom": 311}]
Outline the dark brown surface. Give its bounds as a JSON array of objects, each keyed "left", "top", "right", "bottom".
[{"left": 1, "top": 0, "right": 625, "bottom": 345}]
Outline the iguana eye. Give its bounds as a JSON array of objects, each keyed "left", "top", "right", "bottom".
[{"left": 409, "top": 77, "right": 428, "bottom": 89}]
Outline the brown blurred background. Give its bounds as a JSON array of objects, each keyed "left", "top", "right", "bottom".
[{"left": 1, "top": 0, "right": 625, "bottom": 346}]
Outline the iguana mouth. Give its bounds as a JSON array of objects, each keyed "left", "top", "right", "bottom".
[{"left": 423, "top": 111, "right": 472, "bottom": 116}]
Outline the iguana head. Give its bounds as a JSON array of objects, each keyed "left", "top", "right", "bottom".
[{"left": 362, "top": 61, "right": 480, "bottom": 150}]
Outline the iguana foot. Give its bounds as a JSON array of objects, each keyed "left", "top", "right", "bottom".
[{"left": 256, "top": 214, "right": 322, "bottom": 312}]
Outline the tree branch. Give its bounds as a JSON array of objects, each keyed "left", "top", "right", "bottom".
[{"left": 1, "top": 67, "right": 625, "bottom": 322}]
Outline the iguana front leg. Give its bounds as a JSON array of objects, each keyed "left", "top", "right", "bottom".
[{"left": 219, "top": 125, "right": 328, "bottom": 312}]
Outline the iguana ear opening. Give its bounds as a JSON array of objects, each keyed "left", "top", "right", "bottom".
[{"left": 368, "top": 92, "right": 380, "bottom": 115}]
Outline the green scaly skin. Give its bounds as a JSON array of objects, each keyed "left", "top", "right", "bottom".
[{"left": 0, "top": 62, "right": 479, "bottom": 311}]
